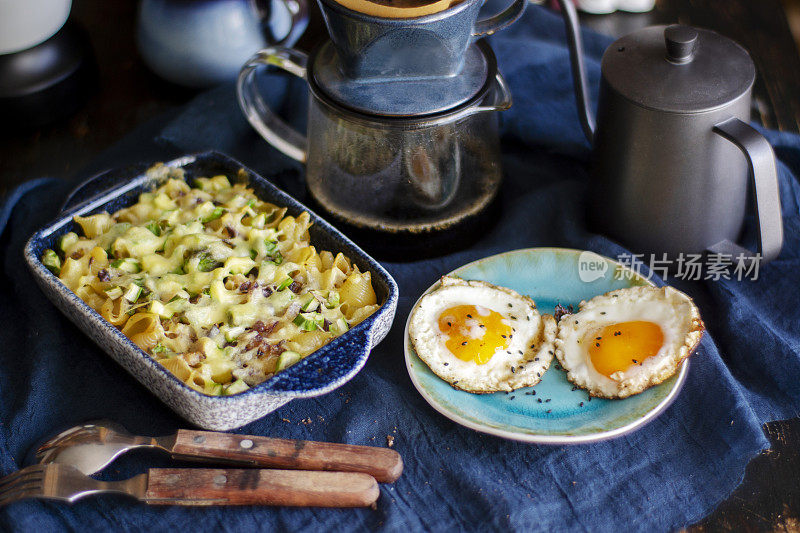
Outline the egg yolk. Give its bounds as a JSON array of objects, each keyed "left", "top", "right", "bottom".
[
  {"left": 437, "top": 305, "right": 512, "bottom": 365},
  {"left": 588, "top": 321, "right": 664, "bottom": 378}
]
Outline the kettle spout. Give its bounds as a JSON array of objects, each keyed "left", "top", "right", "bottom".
[{"left": 555, "top": 0, "right": 596, "bottom": 143}]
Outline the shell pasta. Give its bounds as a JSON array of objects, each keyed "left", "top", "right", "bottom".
[{"left": 41, "top": 167, "right": 380, "bottom": 395}]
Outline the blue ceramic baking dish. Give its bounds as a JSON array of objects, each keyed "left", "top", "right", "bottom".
[{"left": 24, "top": 152, "right": 398, "bottom": 430}]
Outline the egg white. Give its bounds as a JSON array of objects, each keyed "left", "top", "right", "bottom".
[
  {"left": 554, "top": 285, "right": 704, "bottom": 399},
  {"left": 409, "top": 276, "right": 557, "bottom": 393}
]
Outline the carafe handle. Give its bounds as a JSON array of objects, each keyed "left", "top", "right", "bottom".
[
  {"left": 710, "top": 118, "right": 783, "bottom": 263},
  {"left": 473, "top": 0, "right": 527, "bottom": 38},
  {"left": 237, "top": 47, "right": 308, "bottom": 163}
]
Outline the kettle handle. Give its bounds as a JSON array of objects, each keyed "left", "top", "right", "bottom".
[
  {"left": 554, "top": 0, "right": 595, "bottom": 142},
  {"left": 710, "top": 118, "right": 783, "bottom": 263},
  {"left": 237, "top": 47, "right": 308, "bottom": 163}
]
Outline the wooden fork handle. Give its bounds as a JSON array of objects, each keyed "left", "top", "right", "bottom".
[
  {"left": 144, "top": 468, "right": 379, "bottom": 507},
  {"left": 169, "top": 430, "right": 403, "bottom": 483}
]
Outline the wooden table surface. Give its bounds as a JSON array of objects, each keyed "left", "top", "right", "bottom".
[{"left": 1, "top": 0, "right": 799, "bottom": 530}]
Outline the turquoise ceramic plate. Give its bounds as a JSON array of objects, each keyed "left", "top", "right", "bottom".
[{"left": 404, "top": 248, "right": 689, "bottom": 444}]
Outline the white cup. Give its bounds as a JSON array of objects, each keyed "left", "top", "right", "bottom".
[{"left": 0, "top": 0, "right": 72, "bottom": 55}]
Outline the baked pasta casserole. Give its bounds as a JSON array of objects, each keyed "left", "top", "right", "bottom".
[{"left": 41, "top": 168, "right": 380, "bottom": 395}]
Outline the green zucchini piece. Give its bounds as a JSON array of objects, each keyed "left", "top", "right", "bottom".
[
  {"left": 148, "top": 300, "right": 174, "bottom": 319},
  {"left": 276, "top": 351, "right": 302, "bottom": 371},
  {"left": 145, "top": 221, "right": 161, "bottom": 236},
  {"left": 301, "top": 296, "right": 319, "bottom": 312},
  {"left": 197, "top": 254, "right": 221, "bottom": 272},
  {"left": 326, "top": 291, "right": 340, "bottom": 309},
  {"left": 58, "top": 233, "right": 79, "bottom": 253},
  {"left": 224, "top": 326, "right": 246, "bottom": 343},
  {"left": 201, "top": 207, "right": 224, "bottom": 223},
  {"left": 225, "top": 379, "right": 250, "bottom": 395},
  {"left": 104, "top": 286, "right": 124, "bottom": 300},
  {"left": 123, "top": 284, "right": 143, "bottom": 303},
  {"left": 332, "top": 318, "right": 349, "bottom": 335},
  {"left": 42, "top": 249, "right": 61, "bottom": 275},
  {"left": 110, "top": 258, "right": 142, "bottom": 273}
]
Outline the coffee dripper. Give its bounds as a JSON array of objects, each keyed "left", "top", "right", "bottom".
[{"left": 238, "top": 0, "right": 524, "bottom": 257}]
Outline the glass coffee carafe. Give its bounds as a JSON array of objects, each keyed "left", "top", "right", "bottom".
[{"left": 238, "top": 40, "right": 511, "bottom": 255}]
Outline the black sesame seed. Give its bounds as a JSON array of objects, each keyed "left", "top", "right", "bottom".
[
  {"left": 534, "top": 357, "right": 539, "bottom": 362},
  {"left": 548, "top": 350, "right": 554, "bottom": 355},
  {"left": 461, "top": 341, "right": 467, "bottom": 346},
  {"left": 467, "top": 314, "right": 472, "bottom": 318},
  {"left": 510, "top": 396, "right": 515, "bottom": 400},
  {"left": 479, "top": 324, "right": 485, "bottom": 328},
  {"left": 443, "top": 363, "right": 449, "bottom": 366},
  {"left": 600, "top": 311, "right": 606, "bottom": 315},
  {"left": 595, "top": 343, "right": 600, "bottom": 347},
  {"left": 537, "top": 398, "right": 542, "bottom": 403},
  {"left": 596, "top": 336, "right": 602, "bottom": 340},
  {"left": 508, "top": 303, "right": 513, "bottom": 308},
  {"left": 579, "top": 402, "right": 584, "bottom": 407},
  {"left": 447, "top": 322, "right": 452, "bottom": 326},
  {"left": 501, "top": 335, "right": 507, "bottom": 339},
  {"left": 510, "top": 315, "right": 517, "bottom": 320},
  {"left": 632, "top": 359, "right": 638, "bottom": 364},
  {"left": 575, "top": 320, "right": 579, "bottom": 325},
  {"left": 571, "top": 386, "right": 577, "bottom": 391},
  {"left": 511, "top": 367, "right": 516, "bottom": 373},
  {"left": 532, "top": 390, "right": 537, "bottom": 395},
  {"left": 518, "top": 350, "right": 523, "bottom": 355},
  {"left": 525, "top": 391, "right": 532, "bottom": 395},
  {"left": 546, "top": 409, "right": 552, "bottom": 414},
  {"left": 545, "top": 399, "right": 551, "bottom": 403}
]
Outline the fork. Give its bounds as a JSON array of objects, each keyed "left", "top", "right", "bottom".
[{"left": 0, "top": 464, "right": 379, "bottom": 507}]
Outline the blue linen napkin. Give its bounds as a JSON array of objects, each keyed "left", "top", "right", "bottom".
[{"left": 2, "top": 5, "right": 799, "bottom": 531}]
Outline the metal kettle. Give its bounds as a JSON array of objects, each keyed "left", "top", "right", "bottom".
[{"left": 556, "top": 1, "right": 783, "bottom": 263}]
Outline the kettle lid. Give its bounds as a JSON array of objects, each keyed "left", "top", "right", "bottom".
[{"left": 601, "top": 25, "right": 756, "bottom": 113}]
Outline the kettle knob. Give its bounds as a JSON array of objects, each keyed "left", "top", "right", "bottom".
[{"left": 665, "top": 25, "right": 698, "bottom": 64}]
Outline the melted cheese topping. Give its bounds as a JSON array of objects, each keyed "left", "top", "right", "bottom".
[{"left": 43, "top": 167, "right": 380, "bottom": 395}]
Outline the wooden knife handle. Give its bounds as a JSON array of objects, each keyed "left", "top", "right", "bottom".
[
  {"left": 144, "top": 468, "right": 379, "bottom": 507},
  {"left": 170, "top": 430, "right": 403, "bottom": 483}
]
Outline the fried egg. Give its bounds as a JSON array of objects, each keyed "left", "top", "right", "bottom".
[
  {"left": 409, "top": 276, "right": 557, "bottom": 393},
  {"left": 554, "top": 286, "right": 704, "bottom": 399}
]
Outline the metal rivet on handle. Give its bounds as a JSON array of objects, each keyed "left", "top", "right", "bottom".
[
  {"left": 193, "top": 435, "right": 205, "bottom": 444},
  {"left": 213, "top": 474, "right": 227, "bottom": 485},
  {"left": 240, "top": 439, "right": 254, "bottom": 449},
  {"left": 165, "top": 474, "right": 180, "bottom": 484}
]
